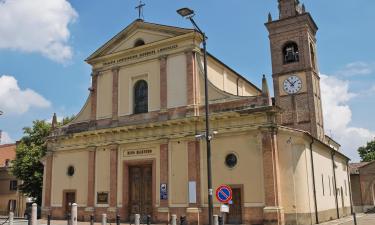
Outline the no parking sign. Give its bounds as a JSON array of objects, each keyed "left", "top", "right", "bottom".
[{"left": 215, "top": 185, "right": 232, "bottom": 203}]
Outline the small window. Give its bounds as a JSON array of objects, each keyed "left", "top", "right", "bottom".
[
  {"left": 283, "top": 42, "right": 299, "bottom": 64},
  {"left": 310, "top": 43, "right": 316, "bottom": 69},
  {"left": 67, "top": 166, "right": 75, "bottom": 177},
  {"left": 9, "top": 180, "right": 17, "bottom": 191},
  {"left": 225, "top": 153, "right": 238, "bottom": 168},
  {"left": 321, "top": 174, "right": 325, "bottom": 196},
  {"left": 134, "top": 39, "right": 145, "bottom": 47},
  {"left": 134, "top": 80, "right": 148, "bottom": 114},
  {"left": 328, "top": 176, "right": 331, "bottom": 196}
]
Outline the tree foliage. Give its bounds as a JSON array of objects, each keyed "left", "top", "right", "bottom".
[
  {"left": 358, "top": 140, "right": 375, "bottom": 162},
  {"left": 11, "top": 116, "right": 74, "bottom": 204}
]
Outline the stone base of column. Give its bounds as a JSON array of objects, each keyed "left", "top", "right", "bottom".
[
  {"left": 41, "top": 207, "right": 51, "bottom": 218},
  {"left": 186, "top": 208, "right": 201, "bottom": 225},
  {"left": 263, "top": 206, "right": 285, "bottom": 225}
]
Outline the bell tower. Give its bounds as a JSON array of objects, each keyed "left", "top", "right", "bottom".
[{"left": 266, "top": 0, "right": 325, "bottom": 140}]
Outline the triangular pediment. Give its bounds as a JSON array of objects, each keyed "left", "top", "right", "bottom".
[{"left": 86, "top": 19, "right": 194, "bottom": 62}]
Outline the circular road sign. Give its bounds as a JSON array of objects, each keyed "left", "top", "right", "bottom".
[{"left": 215, "top": 185, "right": 232, "bottom": 203}]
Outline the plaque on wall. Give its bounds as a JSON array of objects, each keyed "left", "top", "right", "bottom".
[
  {"left": 160, "top": 183, "right": 168, "bottom": 200},
  {"left": 97, "top": 192, "right": 108, "bottom": 204}
]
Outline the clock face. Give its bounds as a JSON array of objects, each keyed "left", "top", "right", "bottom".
[{"left": 283, "top": 75, "right": 302, "bottom": 94}]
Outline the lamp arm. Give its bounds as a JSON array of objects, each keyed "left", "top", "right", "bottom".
[{"left": 189, "top": 17, "right": 206, "bottom": 40}]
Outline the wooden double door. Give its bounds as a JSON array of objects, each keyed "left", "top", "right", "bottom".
[
  {"left": 129, "top": 165, "right": 153, "bottom": 219},
  {"left": 227, "top": 188, "right": 242, "bottom": 224}
]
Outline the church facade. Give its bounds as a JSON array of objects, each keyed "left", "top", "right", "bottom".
[{"left": 42, "top": 1, "right": 353, "bottom": 225}]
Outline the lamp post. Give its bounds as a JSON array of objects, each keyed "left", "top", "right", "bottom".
[{"left": 177, "top": 8, "right": 213, "bottom": 225}]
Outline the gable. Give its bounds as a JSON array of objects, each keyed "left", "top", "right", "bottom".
[
  {"left": 86, "top": 20, "right": 193, "bottom": 62},
  {"left": 105, "top": 29, "right": 174, "bottom": 55}
]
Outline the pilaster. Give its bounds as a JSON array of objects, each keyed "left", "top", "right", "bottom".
[
  {"left": 44, "top": 152, "right": 53, "bottom": 208},
  {"left": 109, "top": 144, "right": 119, "bottom": 208},
  {"left": 187, "top": 141, "right": 201, "bottom": 207},
  {"left": 185, "top": 50, "right": 199, "bottom": 116},
  {"left": 90, "top": 72, "right": 99, "bottom": 123},
  {"left": 159, "top": 143, "right": 169, "bottom": 207},
  {"left": 112, "top": 67, "right": 120, "bottom": 121},
  {"left": 261, "top": 129, "right": 285, "bottom": 225},
  {"left": 159, "top": 56, "right": 168, "bottom": 110},
  {"left": 87, "top": 146, "right": 96, "bottom": 208}
]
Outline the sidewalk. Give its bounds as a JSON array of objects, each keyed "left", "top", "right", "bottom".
[{"left": 318, "top": 214, "right": 364, "bottom": 225}]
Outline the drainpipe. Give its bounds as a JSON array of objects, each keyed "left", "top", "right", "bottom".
[
  {"left": 331, "top": 151, "right": 340, "bottom": 218},
  {"left": 309, "top": 138, "right": 319, "bottom": 224},
  {"left": 346, "top": 161, "right": 354, "bottom": 214}
]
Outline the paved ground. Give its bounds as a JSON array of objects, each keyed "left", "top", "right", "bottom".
[{"left": 339, "top": 213, "right": 375, "bottom": 225}]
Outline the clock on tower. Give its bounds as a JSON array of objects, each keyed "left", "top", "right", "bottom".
[{"left": 266, "top": 0, "right": 325, "bottom": 141}]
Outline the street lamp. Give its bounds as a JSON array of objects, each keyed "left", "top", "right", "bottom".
[{"left": 177, "top": 8, "right": 214, "bottom": 225}]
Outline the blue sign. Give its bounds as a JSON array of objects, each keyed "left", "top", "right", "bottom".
[
  {"left": 215, "top": 185, "right": 232, "bottom": 203},
  {"left": 160, "top": 183, "right": 168, "bottom": 200}
]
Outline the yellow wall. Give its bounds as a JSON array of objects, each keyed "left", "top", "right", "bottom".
[
  {"left": 118, "top": 60, "right": 160, "bottom": 116},
  {"left": 167, "top": 54, "right": 187, "bottom": 108},
  {"left": 169, "top": 141, "right": 188, "bottom": 205},
  {"left": 51, "top": 150, "right": 88, "bottom": 207},
  {"left": 200, "top": 133, "right": 265, "bottom": 206},
  {"left": 97, "top": 71, "right": 113, "bottom": 119}
]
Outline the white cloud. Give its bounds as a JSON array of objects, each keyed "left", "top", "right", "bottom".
[
  {"left": 0, "top": 75, "right": 51, "bottom": 114},
  {"left": 337, "top": 61, "right": 374, "bottom": 77},
  {"left": 0, "top": 131, "right": 14, "bottom": 144},
  {"left": 0, "top": 0, "right": 78, "bottom": 63},
  {"left": 321, "top": 74, "right": 375, "bottom": 161}
]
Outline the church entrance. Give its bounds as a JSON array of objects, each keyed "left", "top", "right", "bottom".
[
  {"left": 227, "top": 187, "right": 242, "bottom": 224},
  {"left": 129, "top": 164, "right": 153, "bottom": 220}
]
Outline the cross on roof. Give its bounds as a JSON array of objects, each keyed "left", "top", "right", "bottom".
[{"left": 135, "top": 0, "right": 146, "bottom": 20}]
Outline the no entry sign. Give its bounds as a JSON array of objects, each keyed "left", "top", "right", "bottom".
[{"left": 215, "top": 185, "right": 232, "bottom": 203}]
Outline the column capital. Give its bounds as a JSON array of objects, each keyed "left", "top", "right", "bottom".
[
  {"left": 87, "top": 146, "right": 97, "bottom": 152},
  {"left": 107, "top": 143, "right": 119, "bottom": 151}
]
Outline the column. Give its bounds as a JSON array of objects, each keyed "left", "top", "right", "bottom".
[
  {"left": 185, "top": 51, "right": 200, "bottom": 116},
  {"left": 262, "top": 129, "right": 285, "bottom": 225},
  {"left": 187, "top": 141, "right": 201, "bottom": 225}
]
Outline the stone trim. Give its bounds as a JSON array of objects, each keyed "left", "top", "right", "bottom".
[
  {"left": 109, "top": 145, "right": 119, "bottom": 207},
  {"left": 112, "top": 67, "right": 120, "bottom": 121},
  {"left": 87, "top": 147, "right": 96, "bottom": 207}
]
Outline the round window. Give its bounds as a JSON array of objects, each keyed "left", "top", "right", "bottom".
[
  {"left": 225, "top": 153, "right": 238, "bottom": 168},
  {"left": 67, "top": 166, "right": 75, "bottom": 177}
]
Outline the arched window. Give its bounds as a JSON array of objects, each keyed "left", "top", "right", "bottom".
[
  {"left": 134, "top": 39, "right": 145, "bottom": 47},
  {"left": 134, "top": 80, "right": 148, "bottom": 114},
  {"left": 283, "top": 42, "right": 299, "bottom": 64}
]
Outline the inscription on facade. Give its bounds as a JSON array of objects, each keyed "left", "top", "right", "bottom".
[
  {"left": 103, "top": 44, "right": 178, "bottom": 66},
  {"left": 123, "top": 148, "right": 154, "bottom": 157}
]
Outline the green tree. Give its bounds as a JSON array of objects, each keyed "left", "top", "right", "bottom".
[
  {"left": 358, "top": 140, "right": 375, "bottom": 162},
  {"left": 11, "top": 116, "right": 74, "bottom": 205}
]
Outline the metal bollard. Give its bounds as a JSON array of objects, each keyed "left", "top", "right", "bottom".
[
  {"left": 171, "top": 214, "right": 177, "bottom": 225},
  {"left": 218, "top": 216, "right": 223, "bottom": 225},
  {"left": 135, "top": 214, "right": 140, "bottom": 225},
  {"left": 213, "top": 215, "right": 218, "bottom": 225},
  {"left": 67, "top": 213, "right": 71, "bottom": 225},
  {"left": 116, "top": 214, "right": 120, "bottom": 225},
  {"left": 47, "top": 214, "right": 51, "bottom": 225},
  {"left": 90, "top": 214, "right": 94, "bottom": 225},
  {"left": 9, "top": 212, "right": 14, "bottom": 225},
  {"left": 102, "top": 213, "right": 107, "bottom": 225},
  {"left": 147, "top": 215, "right": 151, "bottom": 225},
  {"left": 71, "top": 203, "right": 78, "bottom": 225},
  {"left": 180, "top": 216, "right": 187, "bottom": 225},
  {"left": 31, "top": 203, "right": 37, "bottom": 225},
  {"left": 27, "top": 214, "right": 31, "bottom": 225},
  {"left": 353, "top": 213, "right": 357, "bottom": 225}
]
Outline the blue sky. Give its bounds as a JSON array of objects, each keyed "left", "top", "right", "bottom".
[{"left": 0, "top": 0, "right": 374, "bottom": 161}]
